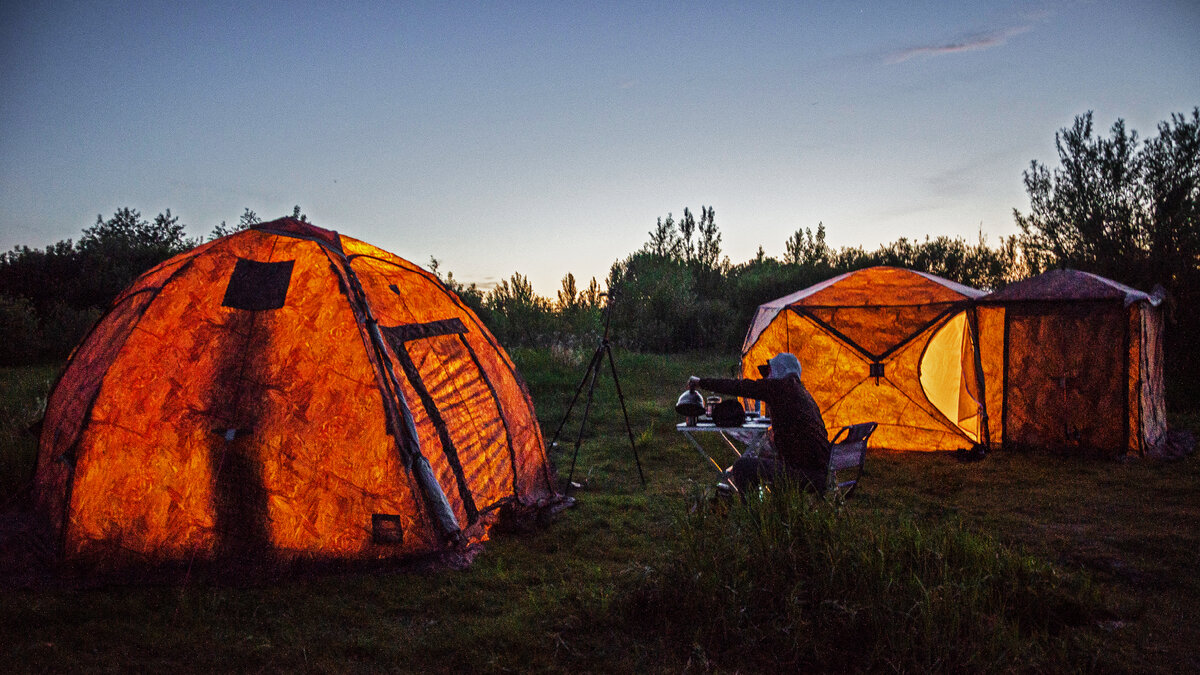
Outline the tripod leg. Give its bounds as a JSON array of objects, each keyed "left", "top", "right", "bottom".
[
  {"left": 567, "top": 350, "right": 605, "bottom": 485},
  {"left": 604, "top": 343, "right": 646, "bottom": 485},
  {"left": 547, "top": 346, "right": 605, "bottom": 452}
]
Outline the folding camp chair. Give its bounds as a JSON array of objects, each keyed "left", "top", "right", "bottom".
[
  {"left": 826, "top": 422, "right": 878, "bottom": 498},
  {"left": 714, "top": 421, "right": 877, "bottom": 501}
]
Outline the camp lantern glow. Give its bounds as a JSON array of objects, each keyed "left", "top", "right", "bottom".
[{"left": 34, "top": 218, "right": 556, "bottom": 568}]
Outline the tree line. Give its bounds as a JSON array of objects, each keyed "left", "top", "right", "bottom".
[
  {"left": 470, "top": 109, "right": 1198, "bottom": 379},
  {"left": 1, "top": 110, "right": 1196, "bottom": 377},
  {"left": 0, "top": 206, "right": 269, "bottom": 363}
]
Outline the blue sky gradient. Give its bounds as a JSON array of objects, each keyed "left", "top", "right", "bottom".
[{"left": 2, "top": 1, "right": 1197, "bottom": 293}]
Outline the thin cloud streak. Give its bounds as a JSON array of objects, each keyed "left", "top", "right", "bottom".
[{"left": 886, "top": 24, "right": 1034, "bottom": 64}]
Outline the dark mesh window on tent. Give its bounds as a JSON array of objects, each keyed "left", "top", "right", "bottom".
[{"left": 222, "top": 259, "right": 295, "bottom": 311}]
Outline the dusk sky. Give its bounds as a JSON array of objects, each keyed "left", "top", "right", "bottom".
[{"left": 2, "top": 1, "right": 1197, "bottom": 294}]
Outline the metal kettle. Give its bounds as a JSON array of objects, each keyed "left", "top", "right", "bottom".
[{"left": 675, "top": 387, "right": 706, "bottom": 417}]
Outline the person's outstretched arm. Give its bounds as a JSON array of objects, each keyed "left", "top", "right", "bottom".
[{"left": 689, "top": 376, "right": 777, "bottom": 402}]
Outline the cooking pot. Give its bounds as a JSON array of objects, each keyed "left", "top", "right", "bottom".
[
  {"left": 675, "top": 388, "right": 705, "bottom": 417},
  {"left": 712, "top": 399, "right": 746, "bottom": 427}
]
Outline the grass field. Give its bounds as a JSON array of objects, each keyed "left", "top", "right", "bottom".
[{"left": 1, "top": 350, "right": 1198, "bottom": 672}]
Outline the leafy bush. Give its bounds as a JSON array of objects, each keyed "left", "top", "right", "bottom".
[
  {"left": 0, "top": 365, "right": 55, "bottom": 504},
  {"left": 0, "top": 295, "right": 42, "bottom": 366},
  {"left": 39, "top": 303, "right": 101, "bottom": 360}
]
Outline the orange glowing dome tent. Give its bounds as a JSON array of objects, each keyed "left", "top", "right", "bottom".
[
  {"left": 741, "top": 266, "right": 987, "bottom": 451},
  {"left": 34, "top": 217, "right": 557, "bottom": 569}
]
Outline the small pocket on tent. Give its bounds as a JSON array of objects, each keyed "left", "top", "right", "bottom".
[
  {"left": 222, "top": 258, "right": 295, "bottom": 311},
  {"left": 371, "top": 513, "right": 404, "bottom": 544}
]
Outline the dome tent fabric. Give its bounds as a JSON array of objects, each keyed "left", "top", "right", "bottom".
[
  {"left": 34, "top": 217, "right": 557, "bottom": 569},
  {"left": 741, "top": 266, "right": 987, "bottom": 452},
  {"left": 975, "top": 268, "right": 1167, "bottom": 455}
]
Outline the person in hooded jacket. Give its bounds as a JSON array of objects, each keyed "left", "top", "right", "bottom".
[{"left": 688, "top": 352, "right": 830, "bottom": 494}]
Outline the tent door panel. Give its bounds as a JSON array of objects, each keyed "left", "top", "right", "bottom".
[
  {"left": 389, "top": 342, "right": 480, "bottom": 523},
  {"left": 406, "top": 335, "right": 514, "bottom": 511},
  {"left": 1140, "top": 306, "right": 1168, "bottom": 451},
  {"left": 381, "top": 322, "right": 513, "bottom": 519},
  {"left": 918, "top": 311, "right": 981, "bottom": 443},
  {"left": 1004, "top": 304, "right": 1125, "bottom": 452}
]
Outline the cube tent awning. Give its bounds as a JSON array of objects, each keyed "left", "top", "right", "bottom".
[
  {"left": 35, "top": 217, "right": 557, "bottom": 569},
  {"left": 974, "top": 268, "right": 1167, "bottom": 456}
]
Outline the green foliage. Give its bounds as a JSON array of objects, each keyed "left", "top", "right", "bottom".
[
  {"left": 0, "top": 109, "right": 1191, "bottom": 365},
  {"left": 429, "top": 262, "right": 606, "bottom": 352},
  {"left": 606, "top": 206, "right": 739, "bottom": 352},
  {"left": 0, "top": 208, "right": 194, "bottom": 361},
  {"left": 75, "top": 209, "right": 195, "bottom": 308},
  {"left": 0, "top": 296, "right": 42, "bottom": 366},
  {"left": 1142, "top": 110, "right": 1200, "bottom": 293},
  {"left": 1015, "top": 113, "right": 1148, "bottom": 280},
  {"left": 784, "top": 221, "right": 833, "bottom": 267},
  {"left": 0, "top": 206, "right": 272, "bottom": 363},
  {"left": 37, "top": 303, "right": 101, "bottom": 361},
  {"left": 0, "top": 365, "right": 55, "bottom": 503},
  {"left": 0, "top": 240, "right": 83, "bottom": 316},
  {"left": 0, "top": 277, "right": 101, "bottom": 367},
  {"left": 623, "top": 484, "right": 1099, "bottom": 671},
  {"left": 606, "top": 207, "right": 1027, "bottom": 354},
  {"left": 484, "top": 272, "right": 556, "bottom": 347},
  {"left": 554, "top": 273, "right": 604, "bottom": 344},
  {"left": 208, "top": 208, "right": 262, "bottom": 240},
  {"left": 871, "top": 232, "right": 1025, "bottom": 291},
  {"left": 1015, "top": 108, "right": 1200, "bottom": 375},
  {"left": 78, "top": 207, "right": 192, "bottom": 259},
  {"left": 724, "top": 257, "right": 833, "bottom": 346},
  {"left": 644, "top": 207, "right": 724, "bottom": 271},
  {"left": 609, "top": 252, "right": 711, "bottom": 352},
  {"left": 428, "top": 256, "right": 488, "bottom": 317}
]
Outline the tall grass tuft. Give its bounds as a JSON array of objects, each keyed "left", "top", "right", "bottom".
[{"left": 620, "top": 480, "right": 1103, "bottom": 672}]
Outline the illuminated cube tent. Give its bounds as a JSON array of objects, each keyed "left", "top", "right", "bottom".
[{"left": 741, "top": 266, "right": 987, "bottom": 452}]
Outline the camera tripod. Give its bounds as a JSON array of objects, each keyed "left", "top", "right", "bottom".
[{"left": 548, "top": 293, "right": 645, "bottom": 487}]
